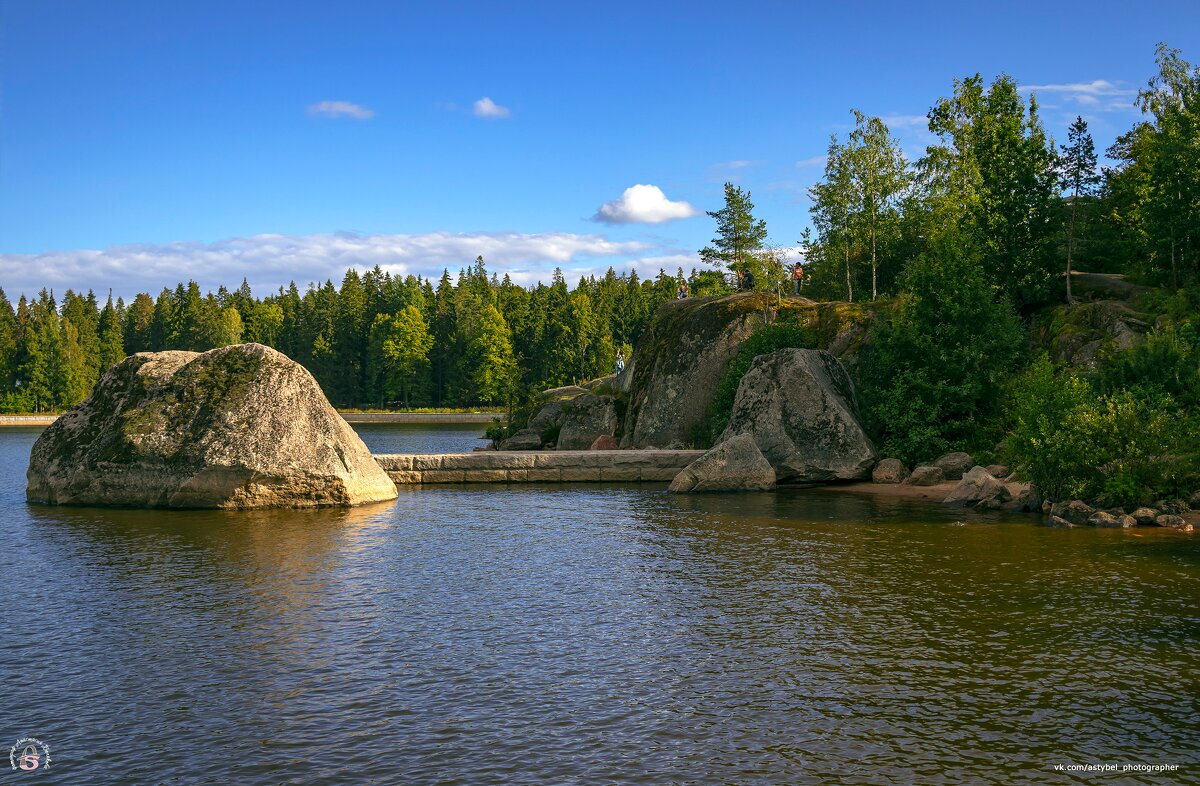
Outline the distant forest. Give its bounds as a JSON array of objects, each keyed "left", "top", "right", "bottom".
[{"left": 0, "top": 261, "right": 711, "bottom": 412}]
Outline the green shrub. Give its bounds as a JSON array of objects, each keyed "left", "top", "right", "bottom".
[
  {"left": 856, "top": 239, "right": 1026, "bottom": 464},
  {"left": 1094, "top": 326, "right": 1200, "bottom": 409},
  {"left": 1006, "top": 355, "right": 1200, "bottom": 507}
]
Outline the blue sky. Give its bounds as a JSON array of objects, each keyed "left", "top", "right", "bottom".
[{"left": 1, "top": 0, "right": 1198, "bottom": 299}]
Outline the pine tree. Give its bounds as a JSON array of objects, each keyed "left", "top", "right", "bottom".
[
  {"left": 1058, "top": 116, "right": 1099, "bottom": 302},
  {"left": 700, "top": 183, "right": 769, "bottom": 286},
  {"left": 98, "top": 294, "right": 126, "bottom": 372}
]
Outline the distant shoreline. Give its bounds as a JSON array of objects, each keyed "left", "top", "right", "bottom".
[{"left": 0, "top": 412, "right": 504, "bottom": 427}]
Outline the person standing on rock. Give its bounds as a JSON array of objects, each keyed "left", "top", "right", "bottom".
[
  {"left": 742, "top": 268, "right": 755, "bottom": 291},
  {"left": 616, "top": 349, "right": 625, "bottom": 375},
  {"left": 792, "top": 262, "right": 804, "bottom": 294}
]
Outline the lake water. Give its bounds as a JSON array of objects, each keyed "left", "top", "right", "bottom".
[{"left": 3, "top": 425, "right": 1199, "bottom": 784}]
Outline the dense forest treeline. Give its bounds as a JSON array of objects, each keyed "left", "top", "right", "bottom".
[
  {"left": 0, "top": 261, "right": 710, "bottom": 413},
  {"left": 2, "top": 43, "right": 1199, "bottom": 507}
]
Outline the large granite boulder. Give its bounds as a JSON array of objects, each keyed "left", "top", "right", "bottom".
[
  {"left": 26, "top": 344, "right": 398, "bottom": 509},
  {"left": 720, "top": 348, "right": 878, "bottom": 483},
  {"left": 669, "top": 434, "right": 776, "bottom": 493},
  {"left": 942, "top": 466, "right": 1011, "bottom": 510},
  {"left": 557, "top": 393, "right": 618, "bottom": 450},
  {"left": 621, "top": 293, "right": 811, "bottom": 448}
]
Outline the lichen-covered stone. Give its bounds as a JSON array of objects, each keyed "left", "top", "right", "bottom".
[
  {"left": 720, "top": 348, "right": 877, "bottom": 483},
  {"left": 1132, "top": 507, "right": 1160, "bottom": 525},
  {"left": 943, "top": 466, "right": 1012, "bottom": 510},
  {"left": 557, "top": 393, "right": 618, "bottom": 450},
  {"left": 932, "top": 452, "right": 975, "bottom": 480},
  {"left": 872, "top": 458, "right": 909, "bottom": 484},
  {"left": 669, "top": 434, "right": 776, "bottom": 493},
  {"left": 904, "top": 465, "right": 946, "bottom": 486},
  {"left": 26, "top": 344, "right": 397, "bottom": 509}
]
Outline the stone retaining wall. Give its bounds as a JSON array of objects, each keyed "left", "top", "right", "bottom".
[{"left": 375, "top": 450, "right": 704, "bottom": 484}]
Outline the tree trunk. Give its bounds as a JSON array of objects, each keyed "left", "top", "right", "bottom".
[
  {"left": 1170, "top": 233, "right": 1178, "bottom": 291},
  {"left": 870, "top": 208, "right": 878, "bottom": 301},
  {"left": 1065, "top": 196, "right": 1077, "bottom": 303},
  {"left": 844, "top": 244, "right": 853, "bottom": 303}
]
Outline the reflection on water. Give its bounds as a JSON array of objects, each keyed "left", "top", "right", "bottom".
[{"left": 2, "top": 430, "right": 1199, "bottom": 784}]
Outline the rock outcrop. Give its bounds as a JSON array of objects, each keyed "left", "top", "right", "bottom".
[
  {"left": 26, "top": 344, "right": 398, "bottom": 509},
  {"left": 669, "top": 434, "right": 776, "bottom": 493},
  {"left": 557, "top": 394, "right": 618, "bottom": 450},
  {"left": 720, "top": 348, "right": 877, "bottom": 483},
  {"left": 621, "top": 293, "right": 810, "bottom": 448},
  {"left": 1043, "top": 300, "right": 1151, "bottom": 367},
  {"left": 942, "top": 466, "right": 1012, "bottom": 510}
]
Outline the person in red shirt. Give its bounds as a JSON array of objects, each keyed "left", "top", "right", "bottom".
[{"left": 792, "top": 262, "right": 805, "bottom": 294}]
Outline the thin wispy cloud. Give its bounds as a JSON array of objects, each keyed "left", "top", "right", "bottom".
[
  {"left": 593, "top": 184, "right": 699, "bottom": 224},
  {"left": 795, "top": 155, "right": 828, "bottom": 168},
  {"left": 0, "top": 232, "right": 663, "bottom": 299},
  {"left": 472, "top": 97, "right": 511, "bottom": 118},
  {"left": 307, "top": 100, "right": 376, "bottom": 120},
  {"left": 1020, "top": 79, "right": 1138, "bottom": 113},
  {"left": 879, "top": 114, "right": 928, "bottom": 129}
]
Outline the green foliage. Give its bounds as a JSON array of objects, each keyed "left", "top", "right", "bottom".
[
  {"left": 700, "top": 182, "right": 769, "bottom": 284},
  {"left": 696, "top": 321, "right": 818, "bottom": 447},
  {"left": 857, "top": 238, "right": 1025, "bottom": 464},
  {"left": 1006, "top": 355, "right": 1199, "bottom": 507},
  {"left": 1094, "top": 326, "right": 1200, "bottom": 409}
]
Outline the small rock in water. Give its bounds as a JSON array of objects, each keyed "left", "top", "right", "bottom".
[
  {"left": 943, "top": 466, "right": 1011, "bottom": 510},
  {"left": 1156, "top": 514, "right": 1189, "bottom": 529},
  {"left": 1132, "top": 507, "right": 1159, "bottom": 526},
  {"left": 669, "top": 434, "right": 776, "bottom": 493},
  {"left": 1045, "top": 515, "right": 1075, "bottom": 528}
]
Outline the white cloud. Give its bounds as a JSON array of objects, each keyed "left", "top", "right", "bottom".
[
  {"left": 1020, "top": 79, "right": 1138, "bottom": 113},
  {"left": 307, "top": 100, "right": 375, "bottom": 120},
  {"left": 1021, "top": 79, "right": 1128, "bottom": 95},
  {"left": 795, "top": 155, "right": 828, "bottom": 168},
  {"left": 472, "top": 97, "right": 511, "bottom": 118},
  {"left": 0, "top": 231, "right": 658, "bottom": 300},
  {"left": 593, "top": 184, "right": 700, "bottom": 225},
  {"left": 879, "top": 114, "right": 928, "bottom": 129}
]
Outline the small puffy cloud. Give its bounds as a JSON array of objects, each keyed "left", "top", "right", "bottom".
[
  {"left": 472, "top": 97, "right": 511, "bottom": 118},
  {"left": 0, "top": 231, "right": 657, "bottom": 300},
  {"left": 307, "top": 100, "right": 375, "bottom": 120},
  {"left": 593, "top": 184, "right": 700, "bottom": 225}
]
